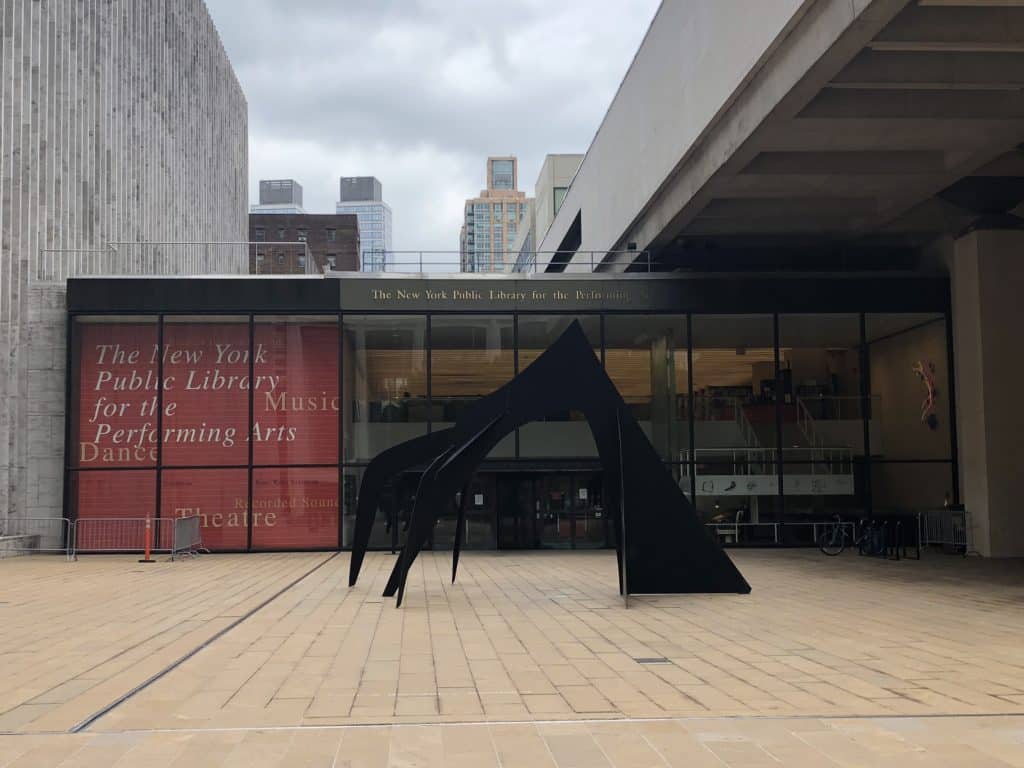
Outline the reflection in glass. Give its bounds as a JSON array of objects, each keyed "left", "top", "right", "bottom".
[
  {"left": 72, "top": 318, "right": 159, "bottom": 469},
  {"left": 251, "top": 467, "right": 338, "bottom": 549},
  {"left": 162, "top": 317, "right": 250, "bottom": 466},
  {"left": 434, "top": 475, "right": 497, "bottom": 551},
  {"left": 161, "top": 468, "right": 248, "bottom": 550},
  {"left": 779, "top": 314, "right": 865, "bottom": 455},
  {"left": 496, "top": 474, "right": 538, "bottom": 549},
  {"left": 430, "top": 315, "right": 514, "bottom": 457},
  {"left": 70, "top": 470, "right": 158, "bottom": 551},
  {"left": 871, "top": 461, "right": 955, "bottom": 511},
  {"left": 690, "top": 315, "right": 778, "bottom": 531},
  {"left": 71, "top": 469, "right": 159, "bottom": 550},
  {"left": 254, "top": 317, "right": 338, "bottom": 465},
  {"left": 517, "top": 315, "right": 601, "bottom": 458},
  {"left": 342, "top": 316, "right": 427, "bottom": 462},
  {"left": 604, "top": 315, "right": 688, "bottom": 461},
  {"left": 777, "top": 315, "right": 863, "bottom": 519},
  {"left": 341, "top": 466, "right": 419, "bottom": 551}
]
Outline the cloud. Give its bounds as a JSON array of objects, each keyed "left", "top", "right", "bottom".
[{"left": 205, "top": 0, "right": 661, "bottom": 261}]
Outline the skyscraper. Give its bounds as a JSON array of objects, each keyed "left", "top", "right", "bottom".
[
  {"left": 460, "top": 157, "right": 532, "bottom": 272},
  {"left": 250, "top": 179, "right": 306, "bottom": 215},
  {"left": 336, "top": 177, "right": 393, "bottom": 271}
]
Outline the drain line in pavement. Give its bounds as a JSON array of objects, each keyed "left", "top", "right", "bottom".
[{"left": 69, "top": 552, "right": 340, "bottom": 734}]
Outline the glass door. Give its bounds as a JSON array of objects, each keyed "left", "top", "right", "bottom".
[
  {"left": 574, "top": 472, "right": 608, "bottom": 549},
  {"left": 497, "top": 474, "right": 535, "bottom": 549},
  {"left": 538, "top": 474, "right": 573, "bottom": 548}
]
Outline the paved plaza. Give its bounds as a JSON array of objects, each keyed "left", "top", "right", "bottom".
[{"left": 2, "top": 549, "right": 1024, "bottom": 765}]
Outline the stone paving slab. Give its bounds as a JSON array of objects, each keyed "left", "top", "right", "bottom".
[
  {"left": 4, "top": 547, "right": 1024, "bottom": 766},
  {"left": 75, "top": 549, "right": 1024, "bottom": 731},
  {"left": 0, "top": 548, "right": 999, "bottom": 733},
  {"left": 0, "top": 553, "right": 334, "bottom": 733},
  {"left": 2, "top": 715, "right": 1024, "bottom": 767}
]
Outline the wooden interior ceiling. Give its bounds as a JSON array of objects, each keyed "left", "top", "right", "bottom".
[{"left": 353, "top": 347, "right": 779, "bottom": 402}]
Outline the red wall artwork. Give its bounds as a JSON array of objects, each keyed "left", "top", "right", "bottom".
[{"left": 72, "top": 321, "right": 339, "bottom": 550}]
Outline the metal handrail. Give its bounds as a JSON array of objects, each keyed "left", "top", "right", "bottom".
[
  {"left": 681, "top": 445, "right": 854, "bottom": 476},
  {"left": 737, "top": 402, "right": 761, "bottom": 449},
  {"left": 34, "top": 242, "right": 311, "bottom": 283},
  {"left": 347, "top": 250, "right": 657, "bottom": 274},
  {"left": 34, "top": 245, "right": 661, "bottom": 281},
  {"left": 685, "top": 395, "right": 761, "bottom": 449},
  {"left": 796, "top": 397, "right": 822, "bottom": 457},
  {"left": 796, "top": 395, "right": 881, "bottom": 423},
  {"left": 682, "top": 447, "right": 778, "bottom": 475},
  {"left": 2, "top": 517, "right": 75, "bottom": 560}
]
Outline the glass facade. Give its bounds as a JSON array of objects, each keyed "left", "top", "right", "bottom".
[
  {"left": 335, "top": 200, "right": 393, "bottom": 271},
  {"left": 67, "top": 301, "right": 957, "bottom": 552}
]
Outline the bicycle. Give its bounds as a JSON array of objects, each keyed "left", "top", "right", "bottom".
[
  {"left": 819, "top": 515, "right": 887, "bottom": 557},
  {"left": 818, "top": 514, "right": 850, "bottom": 556}
]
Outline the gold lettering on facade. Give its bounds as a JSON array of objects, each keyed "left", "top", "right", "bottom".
[{"left": 361, "top": 283, "right": 638, "bottom": 306}]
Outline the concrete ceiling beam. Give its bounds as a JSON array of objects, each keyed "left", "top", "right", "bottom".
[
  {"left": 970, "top": 148, "right": 1024, "bottom": 174},
  {"left": 758, "top": 118, "right": 1024, "bottom": 151},
  {"left": 708, "top": 172, "right": 950, "bottom": 198},
  {"left": 740, "top": 149, "right": 947, "bottom": 174},
  {"left": 918, "top": 1, "right": 1024, "bottom": 7},
  {"left": 621, "top": 0, "right": 913, "bottom": 254},
  {"left": 875, "top": 4, "right": 1024, "bottom": 47},
  {"left": 831, "top": 48, "right": 1024, "bottom": 87},
  {"left": 873, "top": 195, "right": 978, "bottom": 232},
  {"left": 677, "top": 231, "right": 922, "bottom": 249},
  {"left": 800, "top": 87, "right": 1024, "bottom": 118},
  {"left": 686, "top": 216, "right": 873, "bottom": 236},
  {"left": 699, "top": 197, "right": 881, "bottom": 218}
]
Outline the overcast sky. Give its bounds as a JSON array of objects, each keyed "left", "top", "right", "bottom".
[{"left": 205, "top": 0, "right": 660, "bottom": 262}]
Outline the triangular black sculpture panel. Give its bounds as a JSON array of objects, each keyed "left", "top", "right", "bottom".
[{"left": 348, "top": 321, "right": 750, "bottom": 602}]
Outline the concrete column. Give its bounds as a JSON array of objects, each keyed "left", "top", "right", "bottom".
[
  {"left": 952, "top": 228, "right": 1024, "bottom": 557},
  {"left": 649, "top": 335, "right": 677, "bottom": 462}
]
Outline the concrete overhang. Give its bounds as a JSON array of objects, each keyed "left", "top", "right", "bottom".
[{"left": 539, "top": 0, "right": 1024, "bottom": 272}]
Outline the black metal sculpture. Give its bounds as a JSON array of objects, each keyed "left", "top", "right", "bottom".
[{"left": 349, "top": 321, "right": 750, "bottom": 604}]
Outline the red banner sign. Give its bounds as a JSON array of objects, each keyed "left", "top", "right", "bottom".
[{"left": 73, "top": 322, "right": 340, "bottom": 549}]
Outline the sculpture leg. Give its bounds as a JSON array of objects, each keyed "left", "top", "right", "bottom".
[
  {"left": 348, "top": 429, "right": 454, "bottom": 587},
  {"left": 387, "top": 415, "right": 505, "bottom": 604},
  {"left": 383, "top": 447, "right": 453, "bottom": 600},
  {"left": 452, "top": 481, "right": 470, "bottom": 584}
]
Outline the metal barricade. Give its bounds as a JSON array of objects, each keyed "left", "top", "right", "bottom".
[
  {"left": 170, "top": 515, "right": 205, "bottom": 560},
  {"left": 920, "top": 508, "right": 969, "bottom": 555},
  {"left": 74, "top": 517, "right": 174, "bottom": 554},
  {"left": 704, "top": 522, "right": 781, "bottom": 545},
  {"left": 2, "top": 517, "right": 75, "bottom": 560}
]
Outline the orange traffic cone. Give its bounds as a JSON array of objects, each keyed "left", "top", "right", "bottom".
[{"left": 138, "top": 517, "right": 156, "bottom": 563}]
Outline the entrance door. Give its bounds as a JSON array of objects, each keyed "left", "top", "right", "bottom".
[
  {"left": 538, "top": 474, "right": 574, "bottom": 548},
  {"left": 573, "top": 472, "right": 608, "bottom": 549},
  {"left": 496, "top": 474, "right": 535, "bottom": 548},
  {"left": 496, "top": 472, "right": 609, "bottom": 550}
]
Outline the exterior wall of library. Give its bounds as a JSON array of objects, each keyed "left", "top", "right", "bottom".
[{"left": 65, "top": 274, "right": 955, "bottom": 552}]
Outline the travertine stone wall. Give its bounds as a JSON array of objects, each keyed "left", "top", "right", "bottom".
[{"left": 1, "top": 0, "right": 248, "bottom": 527}]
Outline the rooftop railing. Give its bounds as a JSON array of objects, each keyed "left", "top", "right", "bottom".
[
  {"left": 351, "top": 250, "right": 656, "bottom": 273},
  {"left": 34, "top": 241, "right": 317, "bottom": 284},
  {"left": 31, "top": 244, "right": 657, "bottom": 283}
]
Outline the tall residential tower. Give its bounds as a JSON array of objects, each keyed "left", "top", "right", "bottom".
[{"left": 460, "top": 157, "right": 531, "bottom": 272}]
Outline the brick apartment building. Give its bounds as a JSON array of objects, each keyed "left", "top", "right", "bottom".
[{"left": 249, "top": 213, "right": 360, "bottom": 273}]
